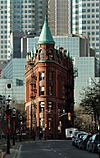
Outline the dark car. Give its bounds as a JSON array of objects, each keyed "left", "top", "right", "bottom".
[
  {"left": 97, "top": 144, "right": 100, "bottom": 153},
  {"left": 72, "top": 130, "right": 80, "bottom": 146},
  {"left": 74, "top": 132, "right": 87, "bottom": 147},
  {"left": 86, "top": 133, "right": 100, "bottom": 152},
  {"left": 79, "top": 134, "right": 92, "bottom": 150}
]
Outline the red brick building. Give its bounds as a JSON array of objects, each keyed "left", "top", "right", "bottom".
[{"left": 25, "top": 17, "right": 74, "bottom": 139}]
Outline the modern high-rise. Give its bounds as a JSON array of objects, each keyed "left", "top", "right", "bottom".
[
  {"left": 0, "top": 0, "right": 48, "bottom": 62},
  {"left": 48, "top": 0, "right": 72, "bottom": 35},
  {"left": 72, "top": 0, "right": 100, "bottom": 60}
]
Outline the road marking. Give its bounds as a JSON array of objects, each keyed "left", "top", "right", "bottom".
[
  {"left": 41, "top": 149, "right": 52, "bottom": 151},
  {"left": 16, "top": 145, "right": 22, "bottom": 158}
]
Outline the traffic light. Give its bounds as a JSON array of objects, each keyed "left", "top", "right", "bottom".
[
  {"left": 12, "top": 107, "right": 16, "bottom": 118},
  {"left": 68, "top": 112, "right": 71, "bottom": 121}
]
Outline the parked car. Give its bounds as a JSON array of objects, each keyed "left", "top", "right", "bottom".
[
  {"left": 72, "top": 130, "right": 80, "bottom": 145},
  {"left": 86, "top": 133, "right": 100, "bottom": 152},
  {"left": 75, "top": 133, "right": 87, "bottom": 147},
  {"left": 97, "top": 144, "right": 100, "bottom": 153},
  {"left": 75, "top": 132, "right": 87, "bottom": 147},
  {"left": 78, "top": 133, "right": 92, "bottom": 150},
  {"left": 0, "top": 132, "right": 6, "bottom": 139}
]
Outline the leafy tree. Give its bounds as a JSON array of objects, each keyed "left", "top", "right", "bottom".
[{"left": 79, "top": 80, "right": 100, "bottom": 131}]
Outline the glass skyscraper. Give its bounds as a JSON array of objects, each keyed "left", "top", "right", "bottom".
[
  {"left": 0, "top": 0, "right": 48, "bottom": 61},
  {"left": 72, "top": 0, "right": 100, "bottom": 60},
  {"left": 48, "top": 0, "right": 72, "bottom": 35}
]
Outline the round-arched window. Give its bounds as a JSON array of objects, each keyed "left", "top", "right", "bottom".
[{"left": 7, "top": 83, "right": 11, "bottom": 89}]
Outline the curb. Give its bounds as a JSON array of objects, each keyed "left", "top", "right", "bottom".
[
  {"left": 0, "top": 151, "right": 6, "bottom": 158},
  {"left": 1, "top": 143, "right": 20, "bottom": 158}
]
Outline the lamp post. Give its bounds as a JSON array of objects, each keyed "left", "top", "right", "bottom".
[
  {"left": 6, "top": 95, "right": 12, "bottom": 154},
  {"left": 19, "top": 113, "right": 23, "bottom": 142},
  {"left": 30, "top": 101, "right": 33, "bottom": 138},
  {"left": 12, "top": 107, "right": 16, "bottom": 145},
  {"left": 6, "top": 108, "right": 10, "bottom": 154},
  {"left": 97, "top": 123, "right": 100, "bottom": 158}
]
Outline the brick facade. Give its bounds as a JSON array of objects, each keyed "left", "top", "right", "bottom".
[{"left": 25, "top": 18, "right": 74, "bottom": 139}]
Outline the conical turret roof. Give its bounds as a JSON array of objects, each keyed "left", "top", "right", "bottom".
[{"left": 38, "top": 16, "right": 55, "bottom": 45}]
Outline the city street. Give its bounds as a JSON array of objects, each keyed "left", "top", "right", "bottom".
[{"left": 16, "top": 140, "right": 98, "bottom": 158}]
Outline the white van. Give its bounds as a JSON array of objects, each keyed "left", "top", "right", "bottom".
[{"left": 65, "top": 128, "right": 78, "bottom": 139}]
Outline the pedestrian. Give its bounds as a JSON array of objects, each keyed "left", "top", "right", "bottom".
[
  {"left": 39, "top": 131, "right": 43, "bottom": 140},
  {"left": 32, "top": 130, "right": 36, "bottom": 141}
]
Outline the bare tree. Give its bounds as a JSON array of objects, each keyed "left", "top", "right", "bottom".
[{"left": 79, "top": 80, "right": 100, "bottom": 132}]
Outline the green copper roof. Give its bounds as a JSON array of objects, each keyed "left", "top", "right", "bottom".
[{"left": 38, "top": 16, "right": 55, "bottom": 45}]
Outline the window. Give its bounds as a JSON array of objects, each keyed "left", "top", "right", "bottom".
[
  {"left": 39, "top": 72, "right": 45, "bottom": 81},
  {"left": 48, "top": 86, "right": 53, "bottom": 96},
  {"left": 39, "top": 101, "right": 44, "bottom": 128},
  {"left": 87, "top": 26, "right": 90, "bottom": 30},
  {"left": 87, "top": 3, "right": 90, "bottom": 7},
  {"left": 92, "top": 20, "right": 95, "bottom": 24},
  {"left": 82, "top": 9, "right": 86, "bottom": 12},
  {"left": 48, "top": 101, "right": 53, "bottom": 113},
  {"left": 39, "top": 86, "right": 44, "bottom": 95},
  {"left": 87, "top": 21, "right": 90, "bottom": 24},
  {"left": 82, "top": 21, "right": 86, "bottom": 24},
  {"left": 92, "top": 9, "right": 95, "bottom": 12},
  {"left": 7, "top": 84, "right": 11, "bottom": 89},
  {"left": 82, "top": 26, "right": 86, "bottom": 29},
  {"left": 92, "top": 32, "right": 95, "bottom": 35},
  {"left": 92, "top": 15, "right": 95, "bottom": 18},
  {"left": 87, "top": 15, "right": 90, "bottom": 18},
  {"left": 48, "top": 52, "right": 54, "bottom": 60},
  {"left": 92, "top": 26, "right": 95, "bottom": 29},
  {"left": 96, "top": 26, "right": 99, "bottom": 29}
]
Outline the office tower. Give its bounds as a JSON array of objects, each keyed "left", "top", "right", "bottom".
[
  {"left": 0, "top": 0, "right": 48, "bottom": 62},
  {"left": 72, "top": 0, "right": 100, "bottom": 60},
  {"left": 48, "top": 0, "right": 72, "bottom": 35}
]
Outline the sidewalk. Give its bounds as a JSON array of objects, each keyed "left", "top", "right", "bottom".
[{"left": 2, "top": 142, "right": 21, "bottom": 158}]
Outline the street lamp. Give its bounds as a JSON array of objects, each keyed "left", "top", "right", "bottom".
[
  {"left": 6, "top": 95, "right": 12, "bottom": 154},
  {"left": 12, "top": 107, "right": 16, "bottom": 145},
  {"left": 19, "top": 113, "right": 23, "bottom": 142}
]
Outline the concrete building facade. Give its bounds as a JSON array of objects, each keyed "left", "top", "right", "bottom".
[
  {"left": 0, "top": 0, "right": 48, "bottom": 62},
  {"left": 48, "top": 0, "right": 72, "bottom": 35},
  {"left": 72, "top": 0, "right": 100, "bottom": 60},
  {"left": 0, "top": 58, "right": 26, "bottom": 110}
]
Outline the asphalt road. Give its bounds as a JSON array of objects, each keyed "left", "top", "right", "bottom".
[{"left": 16, "top": 140, "right": 99, "bottom": 158}]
